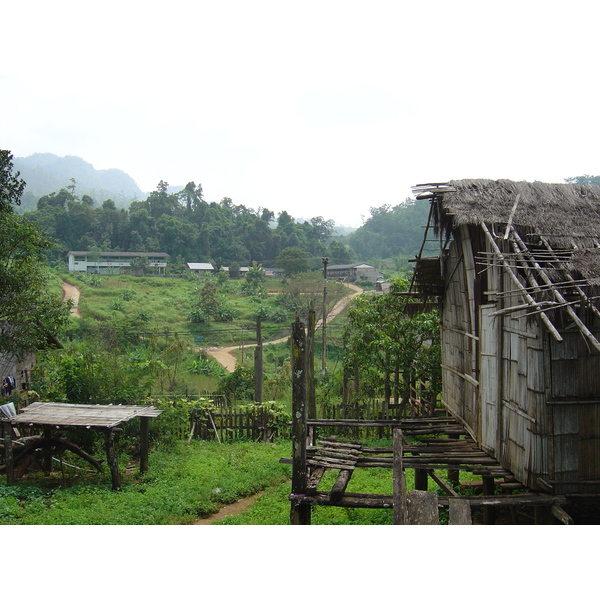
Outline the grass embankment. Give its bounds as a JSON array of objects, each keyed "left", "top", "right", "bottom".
[{"left": 0, "top": 440, "right": 292, "bottom": 525}]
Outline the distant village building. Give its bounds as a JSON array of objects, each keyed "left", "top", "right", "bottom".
[
  {"left": 327, "top": 263, "right": 381, "bottom": 284},
  {"left": 187, "top": 262, "right": 215, "bottom": 275},
  {"left": 264, "top": 267, "right": 285, "bottom": 278},
  {"left": 68, "top": 251, "right": 168, "bottom": 275}
]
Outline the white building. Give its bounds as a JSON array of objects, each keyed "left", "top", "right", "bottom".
[{"left": 68, "top": 251, "right": 169, "bottom": 274}]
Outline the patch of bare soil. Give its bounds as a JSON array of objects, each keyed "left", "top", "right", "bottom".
[
  {"left": 193, "top": 490, "right": 265, "bottom": 525},
  {"left": 62, "top": 282, "right": 81, "bottom": 317}
]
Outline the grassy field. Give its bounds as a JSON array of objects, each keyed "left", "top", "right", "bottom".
[{"left": 0, "top": 440, "right": 292, "bottom": 525}]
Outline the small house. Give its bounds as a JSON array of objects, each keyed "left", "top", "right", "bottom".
[
  {"left": 411, "top": 179, "right": 600, "bottom": 498},
  {"left": 187, "top": 262, "right": 215, "bottom": 275},
  {"left": 327, "top": 263, "right": 381, "bottom": 284}
]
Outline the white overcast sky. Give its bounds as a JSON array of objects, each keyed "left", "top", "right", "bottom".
[{"left": 2, "top": 1, "right": 599, "bottom": 226}]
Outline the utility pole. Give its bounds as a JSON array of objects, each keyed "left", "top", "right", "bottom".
[
  {"left": 254, "top": 316, "right": 263, "bottom": 404},
  {"left": 321, "top": 256, "right": 329, "bottom": 376}
]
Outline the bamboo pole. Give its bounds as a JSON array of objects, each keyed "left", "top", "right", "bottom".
[{"left": 481, "top": 223, "right": 563, "bottom": 342}]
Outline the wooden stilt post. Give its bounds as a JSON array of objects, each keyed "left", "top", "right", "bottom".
[
  {"left": 447, "top": 433, "right": 460, "bottom": 487},
  {"left": 2, "top": 421, "right": 15, "bottom": 485},
  {"left": 307, "top": 307, "right": 316, "bottom": 422},
  {"left": 290, "top": 318, "right": 310, "bottom": 525},
  {"left": 414, "top": 468, "right": 428, "bottom": 491},
  {"left": 140, "top": 416, "right": 150, "bottom": 473},
  {"left": 393, "top": 428, "right": 407, "bottom": 524},
  {"left": 43, "top": 427, "right": 53, "bottom": 473},
  {"left": 483, "top": 476, "right": 496, "bottom": 524},
  {"left": 105, "top": 428, "right": 122, "bottom": 491}
]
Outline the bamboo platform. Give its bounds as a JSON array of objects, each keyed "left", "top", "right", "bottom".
[
  {"left": 287, "top": 416, "right": 570, "bottom": 524},
  {"left": 1, "top": 402, "right": 162, "bottom": 490}
]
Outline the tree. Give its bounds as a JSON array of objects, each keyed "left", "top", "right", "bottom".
[
  {"left": 275, "top": 246, "right": 311, "bottom": 276},
  {"left": 343, "top": 278, "right": 441, "bottom": 407},
  {"left": 0, "top": 150, "right": 26, "bottom": 212},
  {"left": 0, "top": 150, "right": 71, "bottom": 358}
]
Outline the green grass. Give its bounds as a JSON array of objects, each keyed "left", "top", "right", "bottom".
[{"left": 0, "top": 440, "right": 292, "bottom": 525}]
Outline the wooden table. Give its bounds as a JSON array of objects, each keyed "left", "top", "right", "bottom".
[{"left": 2, "top": 402, "right": 162, "bottom": 490}]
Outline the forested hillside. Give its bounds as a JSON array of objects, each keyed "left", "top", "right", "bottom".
[{"left": 22, "top": 173, "right": 432, "bottom": 272}]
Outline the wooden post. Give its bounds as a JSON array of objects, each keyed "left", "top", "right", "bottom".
[
  {"left": 449, "top": 497, "right": 473, "bottom": 525},
  {"left": 447, "top": 433, "right": 460, "bottom": 487},
  {"left": 2, "top": 421, "right": 15, "bottom": 485},
  {"left": 104, "top": 428, "right": 122, "bottom": 491},
  {"left": 43, "top": 427, "right": 53, "bottom": 473},
  {"left": 140, "top": 417, "right": 150, "bottom": 473},
  {"left": 290, "top": 318, "right": 310, "bottom": 524},
  {"left": 414, "top": 468, "right": 428, "bottom": 491},
  {"left": 407, "top": 490, "right": 439, "bottom": 524},
  {"left": 393, "top": 428, "right": 407, "bottom": 524},
  {"left": 254, "top": 316, "right": 263, "bottom": 404},
  {"left": 482, "top": 476, "right": 496, "bottom": 524},
  {"left": 321, "top": 257, "right": 329, "bottom": 376},
  {"left": 307, "top": 307, "right": 316, "bottom": 422}
]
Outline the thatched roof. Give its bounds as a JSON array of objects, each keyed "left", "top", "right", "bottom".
[
  {"left": 411, "top": 180, "right": 600, "bottom": 350},
  {"left": 414, "top": 179, "right": 600, "bottom": 285}
]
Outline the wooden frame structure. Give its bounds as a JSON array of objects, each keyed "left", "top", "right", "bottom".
[
  {"left": 1, "top": 402, "right": 161, "bottom": 490},
  {"left": 287, "top": 319, "right": 571, "bottom": 524}
]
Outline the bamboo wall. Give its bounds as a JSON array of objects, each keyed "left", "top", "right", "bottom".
[{"left": 440, "top": 226, "right": 600, "bottom": 493}]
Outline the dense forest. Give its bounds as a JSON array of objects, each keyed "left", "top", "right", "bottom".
[{"left": 21, "top": 175, "right": 432, "bottom": 273}]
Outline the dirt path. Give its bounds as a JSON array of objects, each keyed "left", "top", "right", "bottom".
[
  {"left": 62, "top": 282, "right": 81, "bottom": 317},
  {"left": 205, "top": 283, "right": 363, "bottom": 372},
  {"left": 193, "top": 490, "right": 265, "bottom": 525}
]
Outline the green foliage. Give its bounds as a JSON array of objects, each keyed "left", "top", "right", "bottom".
[
  {"left": 0, "top": 440, "right": 291, "bottom": 525},
  {"left": 187, "top": 352, "right": 227, "bottom": 377},
  {"left": 343, "top": 277, "right": 441, "bottom": 404},
  {"left": 276, "top": 246, "right": 311, "bottom": 276},
  {"left": 344, "top": 198, "right": 432, "bottom": 262},
  {"left": 0, "top": 149, "right": 71, "bottom": 357},
  {"left": 216, "top": 365, "right": 255, "bottom": 403}
]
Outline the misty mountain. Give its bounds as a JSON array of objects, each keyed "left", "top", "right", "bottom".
[{"left": 14, "top": 153, "right": 146, "bottom": 212}]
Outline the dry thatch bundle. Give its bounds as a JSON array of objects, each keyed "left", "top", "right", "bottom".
[{"left": 429, "top": 179, "right": 600, "bottom": 249}]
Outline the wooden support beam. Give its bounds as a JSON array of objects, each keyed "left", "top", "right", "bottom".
[
  {"left": 104, "top": 428, "right": 121, "bottom": 491},
  {"left": 2, "top": 421, "right": 15, "bottom": 485},
  {"left": 140, "top": 416, "right": 150, "bottom": 474},
  {"left": 393, "top": 428, "right": 407, "bottom": 524},
  {"left": 481, "top": 222, "right": 563, "bottom": 342},
  {"left": 330, "top": 469, "right": 353, "bottom": 501}
]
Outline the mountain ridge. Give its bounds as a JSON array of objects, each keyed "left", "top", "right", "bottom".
[{"left": 14, "top": 153, "right": 146, "bottom": 212}]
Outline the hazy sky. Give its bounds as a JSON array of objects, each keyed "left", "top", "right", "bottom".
[{"left": 2, "top": 1, "right": 599, "bottom": 226}]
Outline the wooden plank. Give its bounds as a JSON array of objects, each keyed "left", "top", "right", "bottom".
[
  {"left": 306, "top": 466, "right": 326, "bottom": 495},
  {"left": 448, "top": 497, "right": 472, "bottom": 524},
  {"left": 330, "top": 469, "right": 353, "bottom": 501},
  {"left": 407, "top": 490, "right": 439, "bottom": 525}
]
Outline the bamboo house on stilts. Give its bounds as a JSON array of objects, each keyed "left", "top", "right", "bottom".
[{"left": 410, "top": 179, "right": 600, "bottom": 521}]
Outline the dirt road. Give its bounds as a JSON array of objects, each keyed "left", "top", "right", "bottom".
[
  {"left": 62, "top": 282, "right": 81, "bottom": 317},
  {"left": 206, "top": 283, "right": 363, "bottom": 372}
]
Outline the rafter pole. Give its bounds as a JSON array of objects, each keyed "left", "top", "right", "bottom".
[
  {"left": 511, "top": 229, "right": 600, "bottom": 353},
  {"left": 481, "top": 223, "right": 563, "bottom": 342}
]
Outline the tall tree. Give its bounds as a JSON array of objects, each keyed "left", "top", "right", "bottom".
[{"left": 0, "top": 150, "right": 71, "bottom": 358}]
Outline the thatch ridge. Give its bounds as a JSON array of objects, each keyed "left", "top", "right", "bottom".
[{"left": 434, "top": 179, "right": 600, "bottom": 248}]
